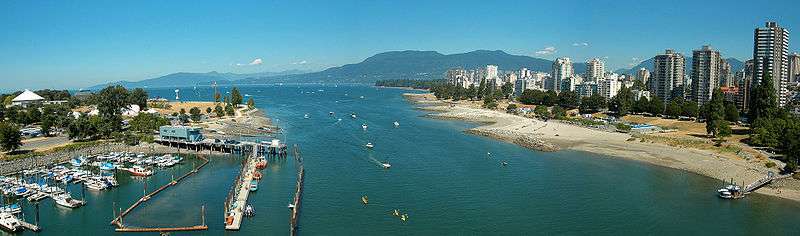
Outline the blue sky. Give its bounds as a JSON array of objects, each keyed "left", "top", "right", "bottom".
[{"left": 1, "top": 0, "right": 799, "bottom": 91}]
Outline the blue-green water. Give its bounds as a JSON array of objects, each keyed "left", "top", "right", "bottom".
[{"left": 12, "top": 84, "right": 800, "bottom": 235}]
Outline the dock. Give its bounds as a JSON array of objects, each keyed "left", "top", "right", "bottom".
[
  {"left": 744, "top": 172, "right": 793, "bottom": 194},
  {"left": 19, "top": 220, "right": 40, "bottom": 232},
  {"left": 289, "top": 144, "right": 304, "bottom": 236},
  {"left": 110, "top": 155, "right": 210, "bottom": 232},
  {"left": 224, "top": 145, "right": 260, "bottom": 231}
]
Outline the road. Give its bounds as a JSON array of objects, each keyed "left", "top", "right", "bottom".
[{"left": 21, "top": 135, "right": 71, "bottom": 151}]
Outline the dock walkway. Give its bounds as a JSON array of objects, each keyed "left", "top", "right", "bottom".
[
  {"left": 19, "top": 220, "right": 40, "bottom": 232},
  {"left": 225, "top": 146, "right": 260, "bottom": 231}
]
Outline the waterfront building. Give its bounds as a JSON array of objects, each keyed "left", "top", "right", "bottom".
[
  {"left": 751, "top": 21, "right": 790, "bottom": 107},
  {"left": 159, "top": 125, "right": 204, "bottom": 143},
  {"left": 652, "top": 49, "right": 686, "bottom": 101},
  {"left": 690, "top": 45, "right": 722, "bottom": 106},
  {"left": 586, "top": 58, "right": 605, "bottom": 82},
  {"left": 551, "top": 57, "right": 574, "bottom": 93}
]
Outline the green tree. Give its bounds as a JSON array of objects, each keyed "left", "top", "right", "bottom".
[
  {"left": 129, "top": 113, "right": 169, "bottom": 133},
  {"left": 500, "top": 82, "right": 514, "bottom": 99},
  {"left": 206, "top": 107, "right": 213, "bottom": 114},
  {"left": 633, "top": 97, "right": 649, "bottom": 113},
  {"left": 94, "top": 86, "right": 127, "bottom": 136},
  {"left": 506, "top": 104, "right": 518, "bottom": 113},
  {"left": 748, "top": 74, "right": 778, "bottom": 121},
  {"left": 214, "top": 105, "right": 225, "bottom": 117},
  {"left": 534, "top": 105, "right": 550, "bottom": 119},
  {"left": 557, "top": 91, "right": 581, "bottom": 109},
  {"left": 189, "top": 107, "right": 202, "bottom": 122},
  {"left": 781, "top": 119, "right": 800, "bottom": 172},
  {"left": 476, "top": 79, "right": 487, "bottom": 99},
  {"left": 519, "top": 89, "right": 545, "bottom": 105},
  {"left": 681, "top": 101, "right": 699, "bottom": 118},
  {"left": 0, "top": 122, "right": 22, "bottom": 152},
  {"left": 551, "top": 106, "right": 567, "bottom": 119},
  {"left": 128, "top": 88, "right": 149, "bottom": 109},
  {"left": 247, "top": 97, "right": 255, "bottom": 108},
  {"left": 609, "top": 86, "right": 634, "bottom": 116},
  {"left": 230, "top": 87, "right": 243, "bottom": 105},
  {"left": 580, "top": 93, "right": 607, "bottom": 114},
  {"left": 543, "top": 90, "right": 558, "bottom": 106},
  {"left": 179, "top": 108, "right": 186, "bottom": 115},
  {"left": 482, "top": 95, "right": 497, "bottom": 109},
  {"left": 724, "top": 102, "right": 739, "bottom": 122},
  {"left": 225, "top": 104, "right": 235, "bottom": 116},
  {"left": 665, "top": 99, "right": 682, "bottom": 118},
  {"left": 706, "top": 88, "right": 730, "bottom": 138}
]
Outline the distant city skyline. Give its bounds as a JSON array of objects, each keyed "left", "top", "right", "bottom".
[{"left": 2, "top": 0, "right": 800, "bottom": 91}]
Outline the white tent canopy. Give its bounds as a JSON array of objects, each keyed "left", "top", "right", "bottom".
[{"left": 12, "top": 89, "right": 45, "bottom": 102}]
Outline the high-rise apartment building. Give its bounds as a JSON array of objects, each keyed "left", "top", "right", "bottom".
[
  {"left": 551, "top": 57, "right": 574, "bottom": 93},
  {"left": 652, "top": 49, "right": 686, "bottom": 101},
  {"left": 690, "top": 45, "right": 722, "bottom": 106},
  {"left": 751, "top": 21, "right": 790, "bottom": 107},
  {"left": 636, "top": 68, "right": 650, "bottom": 86},
  {"left": 586, "top": 58, "right": 605, "bottom": 82}
]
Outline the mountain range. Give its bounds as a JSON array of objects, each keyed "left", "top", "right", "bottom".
[{"left": 91, "top": 50, "right": 744, "bottom": 89}]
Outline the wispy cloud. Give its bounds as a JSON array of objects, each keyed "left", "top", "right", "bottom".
[
  {"left": 572, "top": 42, "right": 589, "bottom": 47},
  {"left": 236, "top": 58, "right": 263, "bottom": 66},
  {"left": 628, "top": 57, "right": 644, "bottom": 67},
  {"left": 292, "top": 60, "right": 308, "bottom": 65},
  {"left": 534, "top": 46, "right": 556, "bottom": 56}
]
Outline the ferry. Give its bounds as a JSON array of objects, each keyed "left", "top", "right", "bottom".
[
  {"left": 0, "top": 213, "right": 20, "bottom": 233},
  {"left": 53, "top": 193, "right": 85, "bottom": 208},
  {"left": 365, "top": 143, "right": 374, "bottom": 149},
  {"left": 249, "top": 180, "right": 258, "bottom": 192}
]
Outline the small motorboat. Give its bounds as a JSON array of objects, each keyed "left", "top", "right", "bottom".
[
  {"left": 126, "top": 166, "right": 153, "bottom": 177},
  {"left": 0, "top": 212, "right": 21, "bottom": 233},
  {"left": 381, "top": 163, "right": 391, "bottom": 169},
  {"left": 400, "top": 214, "right": 409, "bottom": 222},
  {"left": 304, "top": 114, "right": 310, "bottom": 119},
  {"left": 70, "top": 157, "right": 85, "bottom": 167},
  {"left": 99, "top": 162, "right": 115, "bottom": 171},
  {"left": 362, "top": 124, "right": 368, "bottom": 130},
  {"left": 244, "top": 204, "right": 255, "bottom": 217},
  {"left": 361, "top": 196, "right": 368, "bottom": 205},
  {"left": 288, "top": 203, "right": 296, "bottom": 209},
  {"left": 53, "top": 193, "right": 85, "bottom": 208},
  {"left": 365, "top": 143, "right": 374, "bottom": 149},
  {"left": 393, "top": 209, "right": 400, "bottom": 217},
  {"left": 393, "top": 121, "right": 400, "bottom": 127},
  {"left": 359, "top": 96, "right": 365, "bottom": 99},
  {"left": 351, "top": 113, "right": 357, "bottom": 119},
  {"left": 249, "top": 180, "right": 258, "bottom": 192},
  {"left": 501, "top": 161, "right": 508, "bottom": 166},
  {"left": 329, "top": 112, "right": 335, "bottom": 116},
  {"left": 27, "top": 192, "right": 48, "bottom": 202}
]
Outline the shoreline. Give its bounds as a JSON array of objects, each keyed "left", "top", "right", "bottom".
[{"left": 404, "top": 93, "right": 800, "bottom": 203}]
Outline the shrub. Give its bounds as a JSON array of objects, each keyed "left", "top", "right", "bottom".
[{"left": 765, "top": 162, "right": 777, "bottom": 168}]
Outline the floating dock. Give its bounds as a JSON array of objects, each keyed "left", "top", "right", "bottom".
[
  {"left": 290, "top": 144, "right": 305, "bottom": 236},
  {"left": 224, "top": 146, "right": 260, "bottom": 231}
]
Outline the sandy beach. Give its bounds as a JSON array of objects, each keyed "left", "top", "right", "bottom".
[{"left": 405, "top": 93, "right": 800, "bottom": 202}]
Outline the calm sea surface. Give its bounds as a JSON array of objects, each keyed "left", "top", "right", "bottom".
[{"left": 11, "top": 84, "right": 800, "bottom": 235}]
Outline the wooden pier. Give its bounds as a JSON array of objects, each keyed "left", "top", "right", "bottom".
[
  {"left": 289, "top": 144, "right": 305, "bottom": 236},
  {"left": 110, "top": 155, "right": 210, "bottom": 232},
  {"left": 224, "top": 145, "right": 261, "bottom": 231},
  {"left": 19, "top": 220, "right": 40, "bottom": 232},
  {"left": 744, "top": 172, "right": 793, "bottom": 194}
]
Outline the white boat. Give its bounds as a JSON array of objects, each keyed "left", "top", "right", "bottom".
[
  {"left": 365, "top": 143, "right": 374, "bottom": 149},
  {"left": 304, "top": 114, "right": 310, "bottom": 119},
  {"left": 0, "top": 204, "right": 21, "bottom": 214},
  {"left": 86, "top": 181, "right": 106, "bottom": 191},
  {"left": 0, "top": 213, "right": 20, "bottom": 233},
  {"left": 362, "top": 124, "right": 368, "bottom": 130},
  {"left": 70, "top": 157, "right": 86, "bottom": 167},
  {"left": 381, "top": 163, "right": 391, "bottom": 169},
  {"left": 351, "top": 114, "right": 357, "bottom": 119},
  {"left": 329, "top": 112, "right": 335, "bottom": 116},
  {"left": 393, "top": 121, "right": 400, "bottom": 127},
  {"left": 53, "top": 193, "right": 85, "bottom": 208}
]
